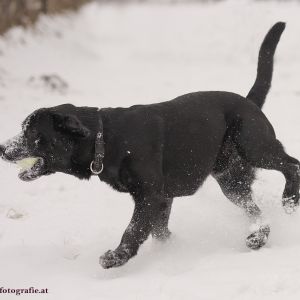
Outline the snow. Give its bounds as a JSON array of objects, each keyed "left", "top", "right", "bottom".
[{"left": 1, "top": 0, "right": 300, "bottom": 299}]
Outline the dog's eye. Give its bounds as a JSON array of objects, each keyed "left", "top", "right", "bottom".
[
  {"left": 34, "top": 139, "right": 41, "bottom": 147},
  {"left": 34, "top": 136, "right": 46, "bottom": 147}
]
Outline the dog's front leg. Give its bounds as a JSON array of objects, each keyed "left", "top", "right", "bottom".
[{"left": 100, "top": 193, "right": 161, "bottom": 269}]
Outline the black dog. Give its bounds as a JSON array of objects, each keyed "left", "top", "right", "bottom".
[{"left": 1, "top": 22, "right": 299, "bottom": 269}]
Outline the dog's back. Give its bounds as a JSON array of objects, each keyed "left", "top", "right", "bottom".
[{"left": 101, "top": 90, "right": 272, "bottom": 197}]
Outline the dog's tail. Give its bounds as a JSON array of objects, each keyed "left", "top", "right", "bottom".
[{"left": 246, "top": 22, "right": 285, "bottom": 109}]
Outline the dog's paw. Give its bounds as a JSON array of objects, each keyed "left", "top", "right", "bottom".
[
  {"left": 152, "top": 229, "right": 172, "bottom": 242},
  {"left": 246, "top": 225, "right": 270, "bottom": 250},
  {"left": 283, "top": 196, "right": 299, "bottom": 214},
  {"left": 99, "top": 248, "right": 130, "bottom": 269}
]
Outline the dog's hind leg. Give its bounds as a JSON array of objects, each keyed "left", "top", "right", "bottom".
[
  {"left": 233, "top": 113, "right": 300, "bottom": 214},
  {"left": 213, "top": 152, "right": 270, "bottom": 250},
  {"left": 243, "top": 140, "right": 300, "bottom": 213},
  {"left": 151, "top": 197, "right": 173, "bottom": 241}
]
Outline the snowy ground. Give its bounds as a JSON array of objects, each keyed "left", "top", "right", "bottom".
[{"left": 1, "top": 1, "right": 300, "bottom": 299}]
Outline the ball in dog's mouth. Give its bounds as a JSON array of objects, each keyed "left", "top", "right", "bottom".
[{"left": 16, "top": 157, "right": 45, "bottom": 181}]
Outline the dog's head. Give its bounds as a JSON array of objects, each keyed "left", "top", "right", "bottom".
[{"left": 0, "top": 104, "right": 98, "bottom": 181}]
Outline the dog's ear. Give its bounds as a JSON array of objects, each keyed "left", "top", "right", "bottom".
[{"left": 52, "top": 113, "right": 90, "bottom": 138}]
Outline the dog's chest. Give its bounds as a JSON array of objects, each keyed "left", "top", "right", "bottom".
[{"left": 99, "top": 164, "right": 128, "bottom": 193}]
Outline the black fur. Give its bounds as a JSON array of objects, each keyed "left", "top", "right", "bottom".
[
  {"left": 1, "top": 22, "right": 299, "bottom": 269},
  {"left": 247, "top": 22, "right": 286, "bottom": 108}
]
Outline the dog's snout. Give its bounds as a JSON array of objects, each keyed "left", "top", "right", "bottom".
[{"left": 0, "top": 145, "right": 5, "bottom": 157}]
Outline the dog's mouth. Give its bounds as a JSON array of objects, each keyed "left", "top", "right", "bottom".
[{"left": 15, "top": 157, "right": 46, "bottom": 181}]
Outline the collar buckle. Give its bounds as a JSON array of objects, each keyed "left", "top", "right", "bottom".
[{"left": 90, "top": 160, "right": 104, "bottom": 175}]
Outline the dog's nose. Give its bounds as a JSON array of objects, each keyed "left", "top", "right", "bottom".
[{"left": 0, "top": 145, "right": 5, "bottom": 157}]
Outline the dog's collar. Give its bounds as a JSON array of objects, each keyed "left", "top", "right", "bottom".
[{"left": 90, "top": 111, "right": 105, "bottom": 175}]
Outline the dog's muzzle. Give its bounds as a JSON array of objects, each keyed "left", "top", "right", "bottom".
[
  {"left": 0, "top": 135, "right": 47, "bottom": 182},
  {"left": 0, "top": 145, "right": 4, "bottom": 158},
  {"left": 1, "top": 133, "right": 29, "bottom": 162}
]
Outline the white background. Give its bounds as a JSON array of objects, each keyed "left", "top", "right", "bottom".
[{"left": 1, "top": 1, "right": 300, "bottom": 299}]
